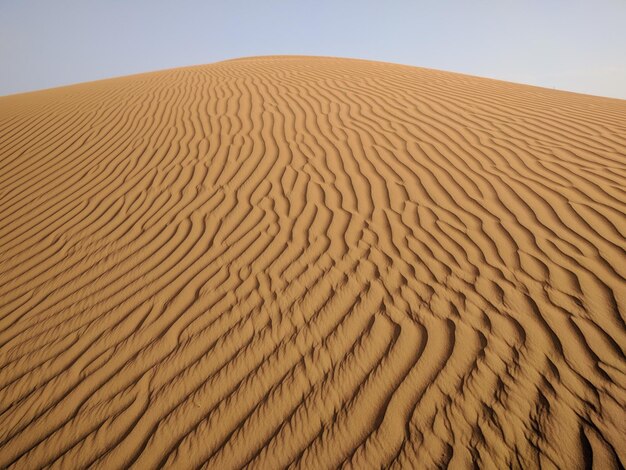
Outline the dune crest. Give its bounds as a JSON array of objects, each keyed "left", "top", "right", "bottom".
[{"left": 0, "top": 56, "right": 625, "bottom": 469}]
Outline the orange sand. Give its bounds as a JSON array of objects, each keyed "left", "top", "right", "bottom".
[{"left": 0, "top": 56, "right": 625, "bottom": 469}]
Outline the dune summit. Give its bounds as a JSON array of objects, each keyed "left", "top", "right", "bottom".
[{"left": 0, "top": 56, "right": 625, "bottom": 469}]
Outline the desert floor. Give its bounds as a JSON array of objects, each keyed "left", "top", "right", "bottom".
[{"left": 0, "top": 56, "right": 625, "bottom": 469}]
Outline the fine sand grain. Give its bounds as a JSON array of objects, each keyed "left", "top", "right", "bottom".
[{"left": 0, "top": 56, "right": 625, "bottom": 469}]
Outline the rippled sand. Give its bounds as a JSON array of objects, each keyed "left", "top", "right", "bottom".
[{"left": 0, "top": 56, "right": 625, "bottom": 469}]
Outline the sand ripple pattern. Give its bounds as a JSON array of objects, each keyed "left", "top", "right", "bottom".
[{"left": 0, "top": 57, "right": 625, "bottom": 469}]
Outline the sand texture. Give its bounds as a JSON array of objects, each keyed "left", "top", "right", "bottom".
[{"left": 0, "top": 56, "right": 625, "bottom": 469}]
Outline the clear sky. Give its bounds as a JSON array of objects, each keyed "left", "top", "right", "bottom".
[{"left": 1, "top": 0, "right": 625, "bottom": 99}]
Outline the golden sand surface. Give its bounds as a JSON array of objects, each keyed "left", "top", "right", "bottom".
[{"left": 0, "top": 56, "right": 625, "bottom": 469}]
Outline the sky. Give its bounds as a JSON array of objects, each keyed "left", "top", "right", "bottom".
[{"left": 1, "top": 0, "right": 625, "bottom": 99}]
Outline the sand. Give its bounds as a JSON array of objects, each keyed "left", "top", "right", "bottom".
[{"left": 0, "top": 56, "right": 625, "bottom": 469}]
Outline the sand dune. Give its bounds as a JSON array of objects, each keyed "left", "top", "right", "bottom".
[{"left": 0, "top": 56, "right": 625, "bottom": 469}]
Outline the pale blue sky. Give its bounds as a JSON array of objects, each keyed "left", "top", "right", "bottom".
[{"left": 1, "top": 0, "right": 625, "bottom": 98}]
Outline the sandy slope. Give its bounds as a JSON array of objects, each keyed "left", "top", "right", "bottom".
[{"left": 0, "top": 56, "right": 625, "bottom": 469}]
